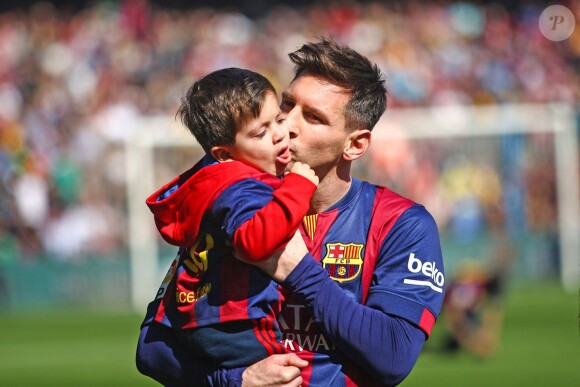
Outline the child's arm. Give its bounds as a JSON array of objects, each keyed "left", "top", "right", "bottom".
[
  {"left": 217, "top": 163, "right": 318, "bottom": 263},
  {"left": 234, "top": 173, "right": 315, "bottom": 262}
]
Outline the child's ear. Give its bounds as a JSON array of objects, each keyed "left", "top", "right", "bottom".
[{"left": 210, "top": 146, "right": 233, "bottom": 162}]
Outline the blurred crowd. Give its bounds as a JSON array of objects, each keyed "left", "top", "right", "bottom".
[{"left": 0, "top": 0, "right": 577, "bottom": 263}]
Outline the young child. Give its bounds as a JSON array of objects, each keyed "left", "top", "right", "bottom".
[{"left": 145, "top": 68, "right": 318, "bottom": 368}]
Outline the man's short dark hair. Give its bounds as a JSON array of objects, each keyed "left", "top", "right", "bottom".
[
  {"left": 289, "top": 38, "right": 387, "bottom": 131},
  {"left": 177, "top": 68, "right": 276, "bottom": 153}
]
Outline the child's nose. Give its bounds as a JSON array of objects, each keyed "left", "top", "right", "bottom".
[{"left": 272, "top": 123, "right": 287, "bottom": 143}]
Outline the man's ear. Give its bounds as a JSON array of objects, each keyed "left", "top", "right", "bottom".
[
  {"left": 344, "top": 129, "right": 371, "bottom": 161},
  {"left": 210, "top": 146, "right": 234, "bottom": 162}
]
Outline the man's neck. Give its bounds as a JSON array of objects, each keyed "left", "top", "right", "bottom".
[{"left": 309, "top": 170, "right": 352, "bottom": 214}]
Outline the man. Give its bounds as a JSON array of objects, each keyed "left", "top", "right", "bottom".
[{"left": 137, "top": 39, "right": 445, "bottom": 386}]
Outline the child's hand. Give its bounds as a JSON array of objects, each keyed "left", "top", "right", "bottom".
[{"left": 289, "top": 162, "right": 319, "bottom": 186}]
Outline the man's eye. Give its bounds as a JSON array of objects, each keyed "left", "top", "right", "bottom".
[{"left": 306, "top": 113, "right": 321, "bottom": 123}]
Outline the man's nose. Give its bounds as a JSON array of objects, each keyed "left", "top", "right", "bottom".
[{"left": 282, "top": 113, "right": 298, "bottom": 139}]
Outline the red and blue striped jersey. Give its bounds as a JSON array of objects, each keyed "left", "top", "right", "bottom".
[
  {"left": 145, "top": 155, "right": 316, "bottom": 331},
  {"left": 142, "top": 171, "right": 444, "bottom": 385},
  {"left": 275, "top": 178, "right": 445, "bottom": 386}
]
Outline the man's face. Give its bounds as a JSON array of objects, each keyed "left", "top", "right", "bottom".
[
  {"left": 280, "top": 74, "right": 350, "bottom": 176},
  {"left": 226, "top": 91, "right": 291, "bottom": 176}
]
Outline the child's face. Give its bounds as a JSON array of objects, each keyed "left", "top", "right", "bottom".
[{"left": 226, "top": 92, "right": 290, "bottom": 176}]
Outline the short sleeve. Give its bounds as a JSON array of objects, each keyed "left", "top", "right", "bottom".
[{"left": 366, "top": 205, "right": 445, "bottom": 335}]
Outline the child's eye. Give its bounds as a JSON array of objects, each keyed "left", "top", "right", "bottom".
[
  {"left": 276, "top": 115, "right": 286, "bottom": 124},
  {"left": 255, "top": 130, "right": 266, "bottom": 138}
]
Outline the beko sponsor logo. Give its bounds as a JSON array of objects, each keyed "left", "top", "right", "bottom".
[{"left": 403, "top": 253, "right": 444, "bottom": 293}]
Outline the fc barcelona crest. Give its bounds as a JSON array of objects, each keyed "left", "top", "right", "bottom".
[{"left": 322, "top": 242, "right": 364, "bottom": 282}]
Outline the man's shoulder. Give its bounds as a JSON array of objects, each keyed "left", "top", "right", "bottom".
[
  {"left": 356, "top": 180, "right": 437, "bottom": 234},
  {"left": 357, "top": 180, "right": 415, "bottom": 215},
  {"left": 374, "top": 184, "right": 415, "bottom": 206}
]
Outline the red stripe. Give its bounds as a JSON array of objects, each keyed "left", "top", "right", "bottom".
[
  {"left": 296, "top": 351, "right": 315, "bottom": 386},
  {"left": 154, "top": 302, "right": 166, "bottom": 323},
  {"left": 344, "top": 374, "right": 358, "bottom": 387},
  {"left": 263, "top": 317, "right": 285, "bottom": 354},
  {"left": 252, "top": 317, "right": 286, "bottom": 356},
  {"left": 418, "top": 307, "right": 436, "bottom": 336},
  {"left": 219, "top": 260, "right": 249, "bottom": 322},
  {"left": 362, "top": 187, "right": 414, "bottom": 304},
  {"left": 252, "top": 319, "right": 276, "bottom": 356},
  {"left": 155, "top": 273, "right": 176, "bottom": 325},
  {"left": 306, "top": 210, "right": 339, "bottom": 262}
]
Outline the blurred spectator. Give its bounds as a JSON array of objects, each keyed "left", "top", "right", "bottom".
[
  {"left": 0, "top": 0, "right": 576, "bottom": 263},
  {"left": 439, "top": 244, "right": 513, "bottom": 358}
]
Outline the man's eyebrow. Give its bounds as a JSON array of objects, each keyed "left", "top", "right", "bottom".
[
  {"left": 281, "top": 90, "right": 293, "bottom": 101},
  {"left": 306, "top": 105, "right": 329, "bottom": 123}
]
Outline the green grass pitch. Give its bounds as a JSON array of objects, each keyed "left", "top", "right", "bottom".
[
  {"left": 0, "top": 281, "right": 577, "bottom": 386},
  {"left": 403, "top": 281, "right": 579, "bottom": 387}
]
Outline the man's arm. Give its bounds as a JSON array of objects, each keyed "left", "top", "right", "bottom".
[
  {"left": 252, "top": 209, "right": 444, "bottom": 385},
  {"left": 281, "top": 256, "right": 426, "bottom": 385}
]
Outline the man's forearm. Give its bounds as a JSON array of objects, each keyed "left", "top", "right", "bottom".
[{"left": 283, "top": 255, "right": 425, "bottom": 386}]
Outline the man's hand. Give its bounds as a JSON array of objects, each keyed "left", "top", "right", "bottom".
[
  {"left": 252, "top": 229, "right": 308, "bottom": 282},
  {"left": 242, "top": 353, "right": 309, "bottom": 387}
]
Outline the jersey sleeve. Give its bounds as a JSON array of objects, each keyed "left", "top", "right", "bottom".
[
  {"left": 366, "top": 204, "right": 445, "bottom": 335},
  {"left": 213, "top": 173, "right": 316, "bottom": 262}
]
